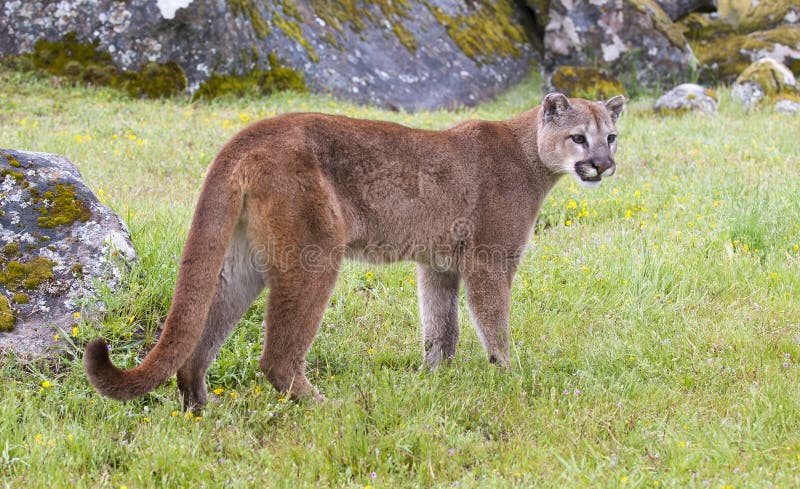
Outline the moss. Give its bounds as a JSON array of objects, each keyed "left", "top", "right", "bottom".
[
  {"left": 0, "top": 257, "right": 55, "bottom": 291},
  {"left": 308, "top": 0, "right": 417, "bottom": 54},
  {"left": 2, "top": 243, "right": 20, "bottom": 259},
  {"left": 550, "top": 66, "right": 628, "bottom": 99},
  {"left": 36, "top": 183, "right": 91, "bottom": 229},
  {"left": 309, "top": 0, "right": 366, "bottom": 32},
  {"left": 227, "top": 0, "right": 271, "bottom": 39},
  {"left": 392, "top": 22, "right": 417, "bottom": 54},
  {"left": 70, "top": 263, "right": 84, "bottom": 277},
  {"left": 272, "top": 13, "right": 320, "bottom": 62},
  {"left": 14, "top": 32, "right": 187, "bottom": 99},
  {"left": 320, "top": 31, "right": 342, "bottom": 50},
  {"left": 629, "top": 0, "right": 689, "bottom": 49},
  {"left": 125, "top": 61, "right": 187, "bottom": 99},
  {"left": 193, "top": 53, "right": 306, "bottom": 100},
  {"left": 0, "top": 295, "right": 15, "bottom": 332},
  {"left": 30, "top": 32, "right": 115, "bottom": 77},
  {"left": 422, "top": 0, "right": 527, "bottom": 63},
  {"left": 11, "top": 292, "right": 29, "bottom": 304},
  {"left": 0, "top": 168, "right": 24, "bottom": 184}
]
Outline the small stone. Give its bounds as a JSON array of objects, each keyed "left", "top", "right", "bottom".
[
  {"left": 774, "top": 99, "right": 800, "bottom": 114},
  {"left": 654, "top": 83, "right": 718, "bottom": 114}
]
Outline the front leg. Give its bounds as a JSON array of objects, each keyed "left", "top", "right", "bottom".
[
  {"left": 417, "top": 264, "right": 461, "bottom": 369},
  {"left": 462, "top": 263, "right": 514, "bottom": 367}
]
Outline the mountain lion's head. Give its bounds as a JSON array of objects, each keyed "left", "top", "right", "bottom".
[{"left": 537, "top": 92, "right": 625, "bottom": 188}]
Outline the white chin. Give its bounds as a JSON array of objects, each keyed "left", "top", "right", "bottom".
[
  {"left": 579, "top": 179, "right": 602, "bottom": 188},
  {"left": 568, "top": 171, "right": 602, "bottom": 188}
]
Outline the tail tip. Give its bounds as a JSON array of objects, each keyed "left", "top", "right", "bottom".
[{"left": 84, "top": 338, "right": 112, "bottom": 379}]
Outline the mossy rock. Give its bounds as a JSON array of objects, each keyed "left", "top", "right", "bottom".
[
  {"left": 550, "top": 66, "right": 628, "bottom": 100},
  {"left": 736, "top": 58, "right": 797, "bottom": 96},
  {"left": 732, "top": 58, "right": 798, "bottom": 108},
  {"left": 193, "top": 53, "right": 306, "bottom": 101}
]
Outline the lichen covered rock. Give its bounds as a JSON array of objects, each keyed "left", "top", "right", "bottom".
[
  {"left": 0, "top": 150, "right": 136, "bottom": 357},
  {"left": 654, "top": 83, "right": 718, "bottom": 114},
  {"left": 548, "top": 66, "right": 627, "bottom": 99},
  {"left": 732, "top": 58, "right": 797, "bottom": 109},
  {"left": 543, "top": 0, "right": 697, "bottom": 90},
  {"left": 0, "top": 0, "right": 539, "bottom": 111}
]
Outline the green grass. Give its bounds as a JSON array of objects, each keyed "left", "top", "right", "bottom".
[{"left": 0, "top": 69, "right": 799, "bottom": 488}]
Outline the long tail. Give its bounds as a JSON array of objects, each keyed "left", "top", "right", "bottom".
[{"left": 84, "top": 156, "right": 243, "bottom": 401}]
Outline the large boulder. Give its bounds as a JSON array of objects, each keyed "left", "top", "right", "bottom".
[
  {"left": 0, "top": 150, "right": 136, "bottom": 357},
  {"left": 0, "top": 0, "right": 540, "bottom": 111},
  {"left": 543, "top": 0, "right": 697, "bottom": 90}
]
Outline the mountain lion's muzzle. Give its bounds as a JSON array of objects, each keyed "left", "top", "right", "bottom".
[{"left": 574, "top": 158, "right": 615, "bottom": 182}]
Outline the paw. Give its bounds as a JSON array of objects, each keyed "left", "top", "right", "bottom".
[{"left": 488, "top": 353, "right": 510, "bottom": 369}]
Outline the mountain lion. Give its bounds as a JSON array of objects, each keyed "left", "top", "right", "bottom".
[{"left": 85, "top": 92, "right": 624, "bottom": 409}]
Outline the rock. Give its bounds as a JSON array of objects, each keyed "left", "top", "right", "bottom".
[
  {"left": 774, "top": 99, "right": 800, "bottom": 114},
  {"left": 0, "top": 0, "right": 540, "bottom": 111},
  {"left": 0, "top": 150, "right": 136, "bottom": 358},
  {"left": 548, "top": 66, "right": 627, "bottom": 99},
  {"left": 654, "top": 83, "right": 718, "bottom": 114},
  {"left": 543, "top": 0, "right": 697, "bottom": 90},
  {"left": 732, "top": 58, "right": 797, "bottom": 108},
  {"left": 655, "top": 0, "right": 718, "bottom": 22}
]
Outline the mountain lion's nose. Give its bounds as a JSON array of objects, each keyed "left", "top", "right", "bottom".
[{"left": 593, "top": 159, "right": 615, "bottom": 176}]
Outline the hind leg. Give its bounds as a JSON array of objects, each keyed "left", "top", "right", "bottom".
[
  {"left": 258, "top": 254, "right": 341, "bottom": 401},
  {"left": 417, "top": 264, "right": 461, "bottom": 369},
  {"left": 177, "top": 228, "right": 264, "bottom": 411}
]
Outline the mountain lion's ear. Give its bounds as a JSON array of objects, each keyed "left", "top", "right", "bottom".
[
  {"left": 604, "top": 95, "right": 625, "bottom": 123},
  {"left": 542, "top": 92, "right": 571, "bottom": 123}
]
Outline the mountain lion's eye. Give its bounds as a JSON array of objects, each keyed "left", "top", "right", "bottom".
[
  {"left": 607, "top": 134, "right": 617, "bottom": 144},
  {"left": 570, "top": 135, "right": 586, "bottom": 144}
]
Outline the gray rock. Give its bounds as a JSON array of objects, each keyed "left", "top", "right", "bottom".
[
  {"left": 0, "top": 149, "right": 136, "bottom": 358},
  {"left": 543, "top": 0, "right": 697, "bottom": 90},
  {"left": 774, "top": 99, "right": 800, "bottom": 114},
  {"left": 0, "top": 0, "right": 539, "bottom": 111},
  {"left": 654, "top": 83, "right": 718, "bottom": 114},
  {"left": 655, "top": 0, "right": 717, "bottom": 21}
]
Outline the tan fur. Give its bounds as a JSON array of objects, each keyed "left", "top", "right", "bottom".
[{"left": 84, "top": 93, "right": 624, "bottom": 409}]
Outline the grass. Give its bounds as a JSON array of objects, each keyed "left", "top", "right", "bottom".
[{"left": 0, "top": 69, "right": 799, "bottom": 488}]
